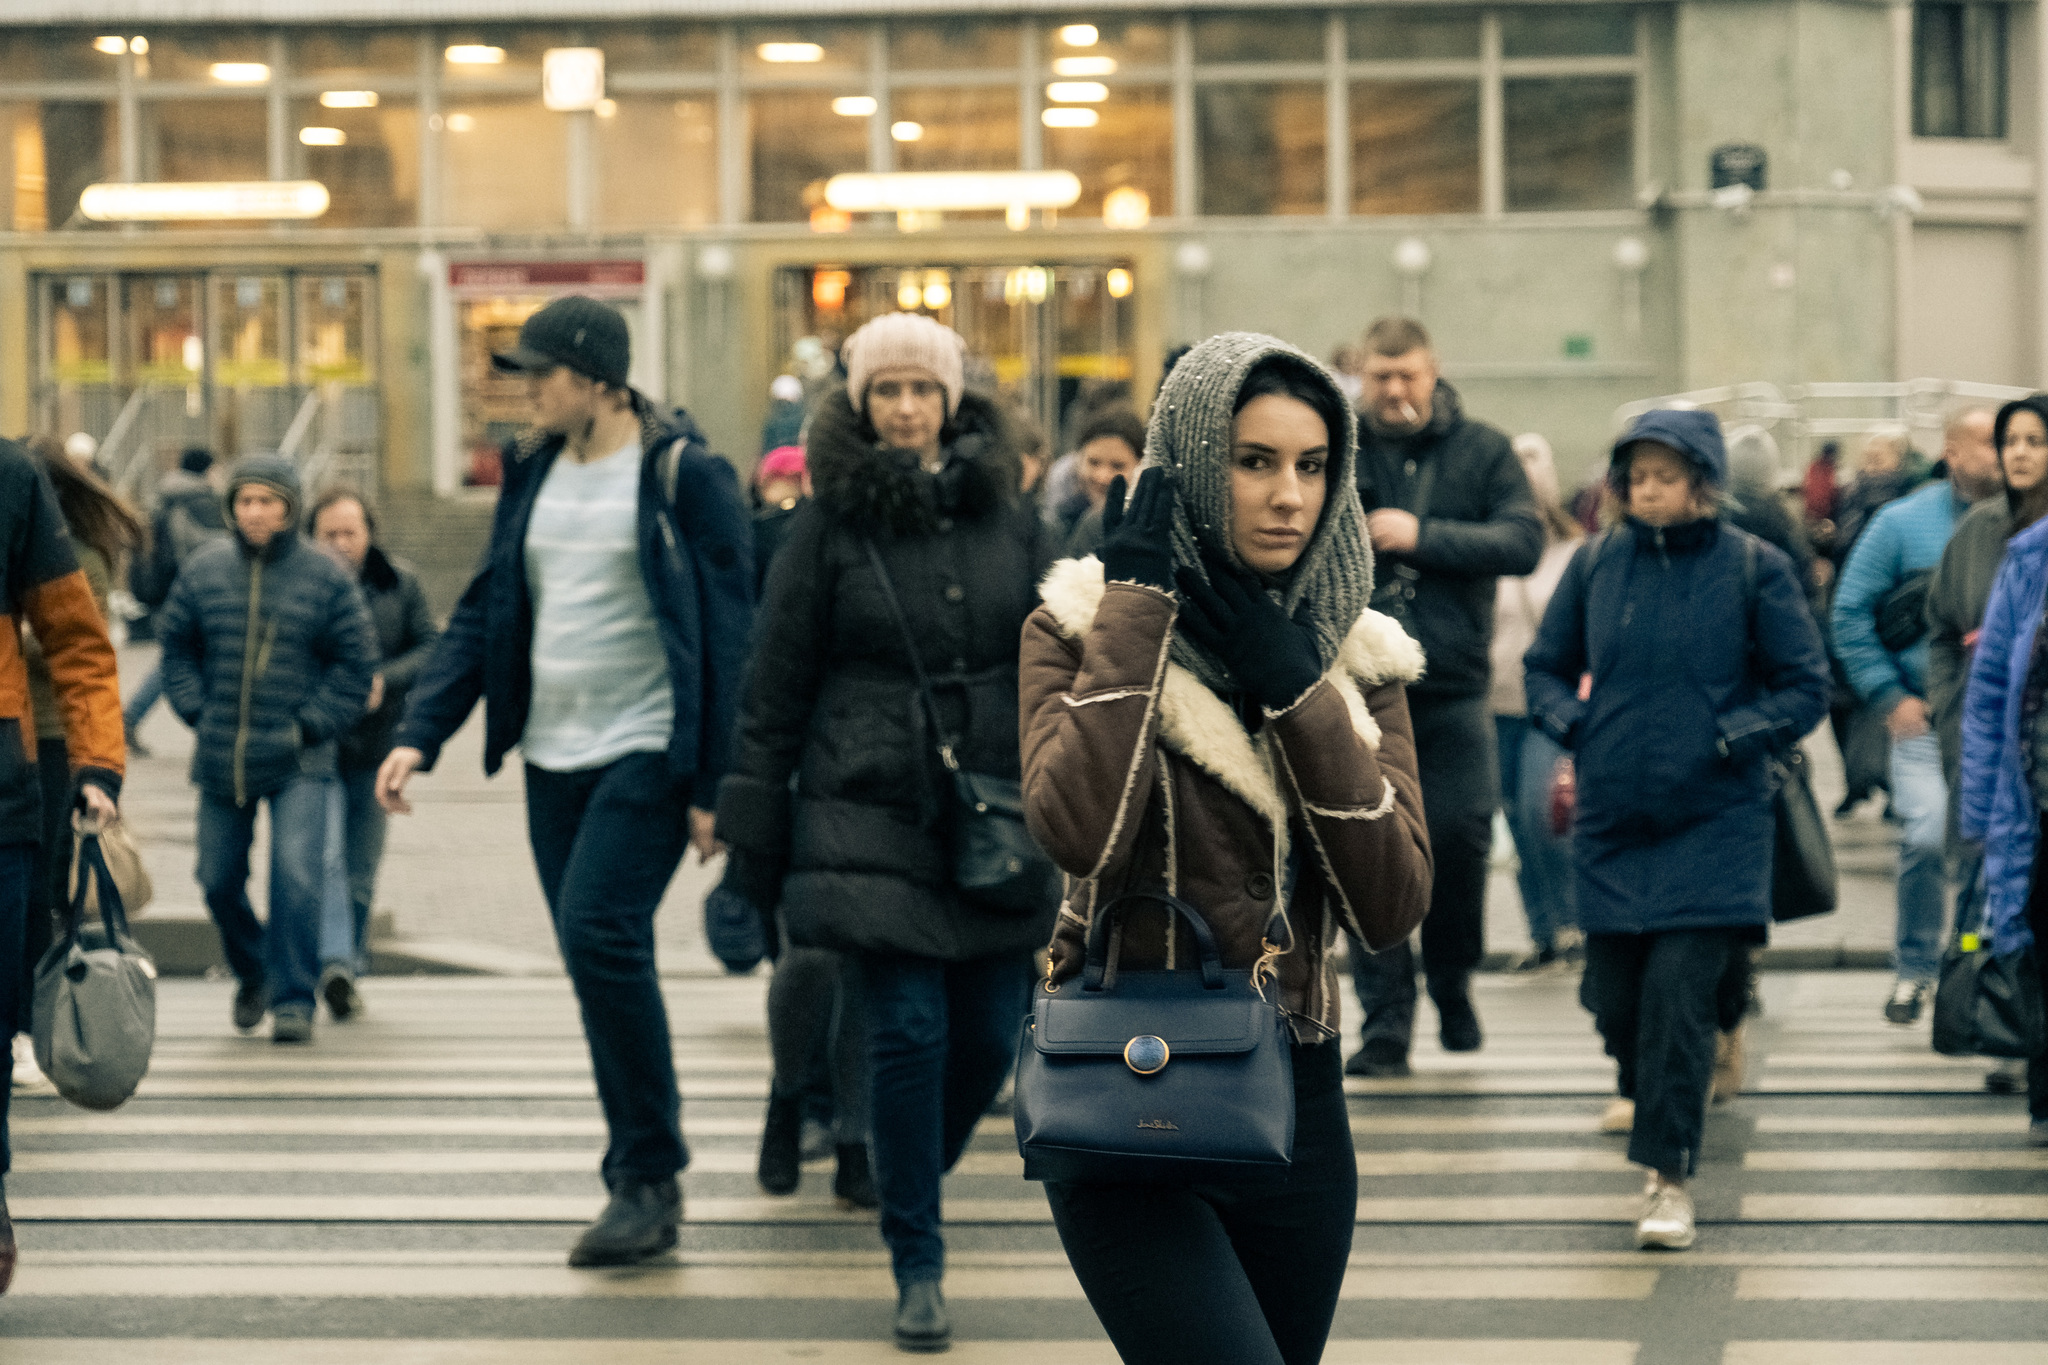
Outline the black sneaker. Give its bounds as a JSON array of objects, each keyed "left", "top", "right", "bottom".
[
  {"left": 319, "top": 964, "right": 363, "bottom": 1022},
  {"left": 894, "top": 1280, "right": 951, "bottom": 1354},
  {"left": 232, "top": 980, "right": 267, "bottom": 1033},
  {"left": 568, "top": 1179, "right": 680, "bottom": 1268},
  {"left": 833, "top": 1144, "right": 878, "bottom": 1210},
  {"left": 1344, "top": 1049, "right": 1411, "bottom": 1078},
  {"left": 757, "top": 1095, "right": 803, "bottom": 1196},
  {"left": 1437, "top": 994, "right": 1484, "bottom": 1053},
  {"left": 1883, "top": 979, "right": 1927, "bottom": 1025}
]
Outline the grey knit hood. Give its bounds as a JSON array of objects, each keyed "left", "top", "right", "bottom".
[{"left": 1146, "top": 331, "right": 1375, "bottom": 696}]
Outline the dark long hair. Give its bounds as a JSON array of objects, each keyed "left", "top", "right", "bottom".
[
  {"left": 1233, "top": 353, "right": 1350, "bottom": 456},
  {"left": 25, "top": 435, "right": 147, "bottom": 570}
]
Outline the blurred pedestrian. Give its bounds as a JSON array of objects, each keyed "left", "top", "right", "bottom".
[
  {"left": 750, "top": 445, "right": 810, "bottom": 588},
  {"left": 1956, "top": 394, "right": 2048, "bottom": 1146},
  {"left": 157, "top": 455, "right": 376, "bottom": 1046},
  {"left": 1526, "top": 410, "right": 1829, "bottom": 1249},
  {"left": 307, "top": 488, "right": 438, "bottom": 1020},
  {"left": 1803, "top": 440, "right": 1841, "bottom": 546},
  {"left": 1058, "top": 406, "right": 1147, "bottom": 558},
  {"left": 379, "top": 296, "right": 755, "bottom": 1267},
  {"left": 125, "top": 446, "right": 226, "bottom": 755},
  {"left": 1492, "top": 433, "right": 1583, "bottom": 972},
  {"left": 715, "top": 312, "right": 1052, "bottom": 1353},
  {"left": 1832, "top": 408, "right": 2001, "bottom": 1025},
  {"left": 1020, "top": 334, "right": 1431, "bottom": 1365},
  {"left": 0, "top": 436, "right": 126, "bottom": 1295},
  {"left": 762, "top": 373, "right": 807, "bottom": 454},
  {"left": 1348, "top": 316, "right": 1542, "bottom": 1075}
]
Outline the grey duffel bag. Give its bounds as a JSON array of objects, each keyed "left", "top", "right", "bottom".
[{"left": 33, "top": 823, "right": 158, "bottom": 1111}]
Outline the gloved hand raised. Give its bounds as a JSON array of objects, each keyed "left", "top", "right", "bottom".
[
  {"left": 1098, "top": 468, "right": 1176, "bottom": 593},
  {"left": 1174, "top": 552, "right": 1325, "bottom": 711}
]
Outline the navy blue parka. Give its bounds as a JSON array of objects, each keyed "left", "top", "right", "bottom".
[
  {"left": 396, "top": 397, "right": 754, "bottom": 810},
  {"left": 1523, "top": 411, "right": 1830, "bottom": 935}
]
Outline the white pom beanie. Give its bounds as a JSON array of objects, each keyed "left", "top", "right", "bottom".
[{"left": 842, "top": 313, "right": 967, "bottom": 417}]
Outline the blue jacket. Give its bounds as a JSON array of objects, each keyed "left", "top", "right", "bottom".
[
  {"left": 1525, "top": 517, "right": 1831, "bottom": 934},
  {"left": 396, "top": 401, "right": 755, "bottom": 809},
  {"left": 1831, "top": 479, "right": 1969, "bottom": 711},
  {"left": 1957, "top": 514, "right": 2048, "bottom": 954}
]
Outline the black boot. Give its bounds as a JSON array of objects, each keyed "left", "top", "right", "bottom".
[
  {"left": 833, "top": 1143, "right": 877, "bottom": 1210},
  {"left": 894, "top": 1279, "right": 950, "bottom": 1353},
  {"left": 758, "top": 1094, "right": 803, "bottom": 1196},
  {"left": 1432, "top": 975, "right": 1483, "bottom": 1053},
  {"left": 0, "top": 1177, "right": 14, "bottom": 1296},
  {"left": 567, "top": 1178, "right": 680, "bottom": 1268}
]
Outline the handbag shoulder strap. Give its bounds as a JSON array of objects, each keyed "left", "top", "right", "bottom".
[
  {"left": 862, "top": 538, "right": 961, "bottom": 771},
  {"left": 67, "top": 826, "right": 130, "bottom": 945}
]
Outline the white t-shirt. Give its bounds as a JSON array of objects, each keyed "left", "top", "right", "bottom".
[{"left": 520, "top": 440, "right": 673, "bottom": 771}]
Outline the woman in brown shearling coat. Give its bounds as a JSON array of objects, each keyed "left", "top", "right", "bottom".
[{"left": 1019, "top": 333, "right": 1432, "bottom": 1365}]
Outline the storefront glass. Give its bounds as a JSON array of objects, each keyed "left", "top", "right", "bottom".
[
  {"left": 889, "top": 20, "right": 1020, "bottom": 69},
  {"left": 1, "top": 101, "right": 115, "bottom": 231},
  {"left": 136, "top": 28, "right": 270, "bottom": 82},
  {"left": 1193, "top": 12, "right": 1326, "bottom": 63},
  {"left": 748, "top": 89, "right": 868, "bottom": 223},
  {"left": 441, "top": 98, "right": 568, "bottom": 230},
  {"left": 292, "top": 98, "right": 420, "bottom": 228},
  {"left": 0, "top": 30, "right": 126, "bottom": 82},
  {"left": 740, "top": 25, "right": 870, "bottom": 80},
  {"left": 138, "top": 99, "right": 268, "bottom": 185},
  {"left": 293, "top": 29, "right": 420, "bottom": 79},
  {"left": 597, "top": 97, "right": 718, "bottom": 228},
  {"left": 1352, "top": 80, "right": 1481, "bottom": 214},
  {"left": 1197, "top": 84, "right": 1326, "bottom": 216},
  {"left": 1504, "top": 75, "right": 1633, "bottom": 210},
  {"left": 39, "top": 275, "right": 116, "bottom": 442},
  {"left": 598, "top": 23, "right": 719, "bottom": 73},
  {"left": 1501, "top": 8, "right": 1636, "bottom": 57},
  {"left": 891, "top": 87, "right": 1021, "bottom": 176},
  {"left": 1351, "top": 9, "right": 1482, "bottom": 60},
  {"left": 1042, "top": 85, "right": 1173, "bottom": 221}
]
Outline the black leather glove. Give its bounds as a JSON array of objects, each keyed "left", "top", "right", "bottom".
[
  {"left": 1174, "top": 552, "right": 1324, "bottom": 711},
  {"left": 718, "top": 846, "right": 787, "bottom": 911},
  {"left": 1098, "top": 467, "right": 1176, "bottom": 593}
]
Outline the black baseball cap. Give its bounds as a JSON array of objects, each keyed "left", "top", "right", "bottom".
[{"left": 492, "top": 295, "right": 631, "bottom": 388}]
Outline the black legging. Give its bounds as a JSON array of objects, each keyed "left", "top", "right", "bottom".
[{"left": 1043, "top": 1041, "right": 1355, "bottom": 1365}]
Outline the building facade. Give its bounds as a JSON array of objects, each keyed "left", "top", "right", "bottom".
[{"left": 0, "top": 0, "right": 2038, "bottom": 498}]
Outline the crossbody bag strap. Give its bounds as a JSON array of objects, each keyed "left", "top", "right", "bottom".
[{"left": 862, "top": 538, "right": 961, "bottom": 773}]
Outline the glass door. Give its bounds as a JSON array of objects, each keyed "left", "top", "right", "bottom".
[
  {"left": 121, "top": 274, "right": 210, "bottom": 471},
  {"left": 36, "top": 274, "right": 116, "bottom": 444},
  {"left": 210, "top": 273, "right": 292, "bottom": 457}
]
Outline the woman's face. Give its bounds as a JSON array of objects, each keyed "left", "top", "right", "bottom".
[
  {"left": 2002, "top": 410, "right": 2048, "bottom": 495},
  {"left": 1078, "top": 435, "right": 1141, "bottom": 508},
  {"left": 1626, "top": 444, "right": 1705, "bottom": 527},
  {"left": 865, "top": 365, "right": 947, "bottom": 459},
  {"left": 1229, "top": 393, "right": 1329, "bottom": 575}
]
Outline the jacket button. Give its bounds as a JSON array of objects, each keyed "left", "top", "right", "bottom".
[
  {"left": 945, "top": 584, "right": 965, "bottom": 603},
  {"left": 951, "top": 658, "right": 967, "bottom": 671},
  {"left": 937, "top": 517, "right": 954, "bottom": 532},
  {"left": 1246, "top": 872, "right": 1275, "bottom": 900}
]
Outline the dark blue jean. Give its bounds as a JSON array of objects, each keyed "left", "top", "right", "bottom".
[
  {"left": 525, "top": 752, "right": 691, "bottom": 1187},
  {"left": 196, "top": 773, "right": 334, "bottom": 1010},
  {"left": 121, "top": 663, "right": 164, "bottom": 732},
  {"left": 0, "top": 842, "right": 31, "bottom": 1175},
  {"left": 860, "top": 948, "right": 1030, "bottom": 1286},
  {"left": 1496, "top": 714, "right": 1578, "bottom": 949},
  {"left": 319, "top": 767, "right": 386, "bottom": 973}
]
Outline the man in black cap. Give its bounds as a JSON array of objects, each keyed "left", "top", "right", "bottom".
[{"left": 380, "top": 296, "right": 756, "bottom": 1268}]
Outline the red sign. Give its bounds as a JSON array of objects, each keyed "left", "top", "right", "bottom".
[{"left": 449, "top": 260, "right": 645, "bottom": 296}]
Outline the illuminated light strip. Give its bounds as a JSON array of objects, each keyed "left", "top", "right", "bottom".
[
  {"left": 824, "top": 170, "right": 1082, "bottom": 213},
  {"left": 78, "top": 181, "right": 331, "bottom": 222}
]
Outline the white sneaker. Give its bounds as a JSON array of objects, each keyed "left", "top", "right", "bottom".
[
  {"left": 1636, "top": 1180, "right": 1695, "bottom": 1250},
  {"left": 1600, "top": 1097, "right": 1635, "bottom": 1133},
  {"left": 11, "top": 1034, "right": 45, "bottom": 1090}
]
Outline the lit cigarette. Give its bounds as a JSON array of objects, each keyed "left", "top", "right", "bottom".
[{"left": 1399, "top": 401, "right": 1419, "bottom": 424}]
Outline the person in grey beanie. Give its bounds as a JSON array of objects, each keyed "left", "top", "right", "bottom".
[{"left": 155, "top": 453, "right": 376, "bottom": 1044}]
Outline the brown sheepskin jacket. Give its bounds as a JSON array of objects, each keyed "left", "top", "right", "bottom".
[{"left": 1020, "top": 556, "right": 1433, "bottom": 1043}]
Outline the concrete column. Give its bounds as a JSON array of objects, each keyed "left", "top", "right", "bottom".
[
  {"left": 1326, "top": 12, "right": 1348, "bottom": 219},
  {"left": 1480, "top": 11, "right": 1503, "bottom": 217},
  {"left": 717, "top": 26, "right": 742, "bottom": 228},
  {"left": 1172, "top": 15, "right": 1196, "bottom": 218}
]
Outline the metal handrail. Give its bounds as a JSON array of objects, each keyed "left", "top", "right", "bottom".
[
  {"left": 100, "top": 386, "right": 152, "bottom": 499},
  {"left": 278, "top": 388, "right": 322, "bottom": 463}
]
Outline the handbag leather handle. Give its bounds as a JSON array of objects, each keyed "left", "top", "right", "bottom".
[
  {"left": 1083, "top": 890, "right": 1226, "bottom": 992},
  {"left": 66, "top": 832, "right": 131, "bottom": 946}
]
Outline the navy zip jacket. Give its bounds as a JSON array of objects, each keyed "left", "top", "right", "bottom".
[
  {"left": 1524, "top": 516, "right": 1829, "bottom": 934},
  {"left": 396, "top": 399, "right": 755, "bottom": 809}
]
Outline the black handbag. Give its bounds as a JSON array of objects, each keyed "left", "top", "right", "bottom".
[
  {"left": 1933, "top": 865, "right": 2047, "bottom": 1059},
  {"left": 1013, "top": 890, "right": 1295, "bottom": 1184},
  {"left": 863, "top": 540, "right": 1058, "bottom": 915},
  {"left": 1769, "top": 747, "right": 1838, "bottom": 923},
  {"left": 1874, "top": 569, "right": 1933, "bottom": 654}
]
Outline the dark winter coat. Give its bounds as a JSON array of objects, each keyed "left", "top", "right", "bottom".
[
  {"left": 396, "top": 398, "right": 755, "bottom": 810},
  {"left": 1927, "top": 495, "right": 2014, "bottom": 791},
  {"left": 1525, "top": 516, "right": 1831, "bottom": 935},
  {"left": 338, "top": 546, "right": 439, "bottom": 773},
  {"left": 1356, "top": 380, "right": 1543, "bottom": 699},
  {"left": 134, "top": 468, "right": 226, "bottom": 609},
  {"left": 715, "top": 386, "right": 1055, "bottom": 962},
  {"left": 157, "top": 458, "right": 377, "bottom": 806}
]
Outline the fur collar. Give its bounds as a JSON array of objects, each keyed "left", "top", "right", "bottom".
[
  {"left": 1039, "top": 556, "right": 1425, "bottom": 830},
  {"left": 806, "top": 386, "right": 1022, "bottom": 537}
]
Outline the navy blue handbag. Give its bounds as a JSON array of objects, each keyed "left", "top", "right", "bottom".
[{"left": 1013, "top": 890, "right": 1295, "bottom": 1184}]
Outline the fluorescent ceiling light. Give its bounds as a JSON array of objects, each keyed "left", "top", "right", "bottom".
[
  {"left": 1059, "top": 25, "right": 1100, "bottom": 47},
  {"left": 444, "top": 113, "right": 477, "bottom": 132},
  {"left": 78, "top": 180, "right": 330, "bottom": 222},
  {"left": 1047, "top": 82, "right": 1108, "bottom": 103},
  {"left": 824, "top": 170, "right": 1081, "bottom": 213},
  {"left": 130, "top": 37, "right": 148, "bottom": 54},
  {"left": 1042, "top": 107, "right": 1100, "bottom": 128},
  {"left": 93, "top": 36, "right": 126, "bottom": 55},
  {"left": 298, "top": 127, "right": 346, "bottom": 146},
  {"left": 320, "top": 91, "right": 379, "bottom": 109},
  {"left": 758, "top": 43, "right": 825, "bottom": 63},
  {"left": 595, "top": 98, "right": 618, "bottom": 118},
  {"left": 445, "top": 45, "right": 505, "bottom": 65},
  {"left": 1052, "top": 56, "right": 1117, "bottom": 76},
  {"left": 832, "top": 96, "right": 878, "bottom": 116},
  {"left": 891, "top": 121, "right": 924, "bottom": 142},
  {"left": 542, "top": 47, "right": 605, "bottom": 111},
  {"left": 209, "top": 62, "right": 270, "bottom": 83}
]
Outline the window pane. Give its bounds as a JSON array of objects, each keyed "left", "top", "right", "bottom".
[
  {"left": 442, "top": 99, "right": 566, "bottom": 229},
  {"left": 137, "top": 29, "right": 270, "bottom": 82},
  {"left": 1192, "top": 13, "right": 1325, "bottom": 63},
  {"left": 1913, "top": 2, "right": 2007, "bottom": 137},
  {"left": 1196, "top": 84, "right": 1325, "bottom": 216},
  {"left": 293, "top": 30, "right": 419, "bottom": 79},
  {"left": 597, "top": 24, "right": 718, "bottom": 73},
  {"left": 891, "top": 20, "right": 1019, "bottom": 70},
  {"left": 748, "top": 90, "right": 869, "bottom": 223},
  {"left": 741, "top": 25, "right": 869, "bottom": 80},
  {"left": 597, "top": 96, "right": 718, "bottom": 228},
  {"left": 1, "top": 101, "right": 115, "bottom": 231},
  {"left": 1500, "top": 9, "right": 1635, "bottom": 57},
  {"left": 1350, "top": 10, "right": 1481, "bottom": 60},
  {"left": 1043, "top": 18, "right": 1172, "bottom": 69},
  {"left": 292, "top": 99, "right": 418, "bottom": 228},
  {"left": 1504, "top": 76, "right": 1633, "bottom": 210},
  {"left": 440, "top": 29, "right": 573, "bottom": 84},
  {"left": 891, "top": 87, "right": 1019, "bottom": 174},
  {"left": 1352, "top": 81, "right": 1479, "bottom": 213},
  {"left": 1043, "top": 84, "right": 1172, "bottom": 219},
  {"left": 0, "top": 31, "right": 128, "bottom": 81},
  {"left": 139, "top": 99, "right": 267, "bottom": 183}
]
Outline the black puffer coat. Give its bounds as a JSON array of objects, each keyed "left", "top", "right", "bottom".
[
  {"left": 337, "top": 545, "right": 439, "bottom": 773},
  {"left": 716, "top": 387, "right": 1055, "bottom": 961}
]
